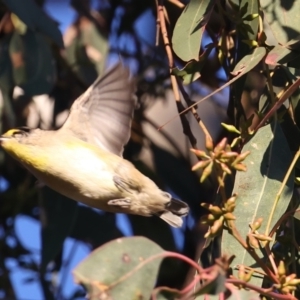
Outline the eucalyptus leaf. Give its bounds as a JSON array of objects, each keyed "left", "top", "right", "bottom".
[
  {"left": 265, "top": 44, "right": 300, "bottom": 66},
  {"left": 222, "top": 122, "right": 294, "bottom": 286},
  {"left": 65, "top": 20, "right": 108, "bottom": 85},
  {"left": 172, "top": 60, "right": 202, "bottom": 85},
  {"left": 239, "top": 0, "right": 259, "bottom": 41},
  {"left": 2, "top": 0, "right": 63, "bottom": 47},
  {"left": 231, "top": 47, "right": 266, "bottom": 75},
  {"left": 80, "top": 21, "right": 108, "bottom": 75},
  {"left": 73, "top": 236, "right": 165, "bottom": 300},
  {"left": 172, "top": 44, "right": 214, "bottom": 84},
  {"left": 172, "top": 0, "right": 216, "bottom": 62},
  {"left": 9, "top": 30, "right": 56, "bottom": 96},
  {"left": 261, "top": 0, "right": 300, "bottom": 44},
  {"left": 281, "top": 67, "right": 300, "bottom": 120},
  {"left": 227, "top": 0, "right": 259, "bottom": 115},
  {"left": 258, "top": 86, "right": 271, "bottom": 114}
]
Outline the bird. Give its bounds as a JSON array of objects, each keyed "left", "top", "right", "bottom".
[{"left": 0, "top": 63, "right": 189, "bottom": 227}]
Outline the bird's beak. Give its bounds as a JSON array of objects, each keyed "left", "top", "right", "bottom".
[{"left": 0, "top": 136, "right": 9, "bottom": 145}]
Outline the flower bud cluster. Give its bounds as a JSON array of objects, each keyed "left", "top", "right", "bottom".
[
  {"left": 201, "top": 195, "right": 237, "bottom": 238},
  {"left": 191, "top": 137, "right": 250, "bottom": 183},
  {"left": 274, "top": 261, "right": 300, "bottom": 294}
]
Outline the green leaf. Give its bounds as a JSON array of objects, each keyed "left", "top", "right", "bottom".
[
  {"left": 261, "top": 0, "right": 300, "bottom": 44},
  {"left": 239, "top": 0, "right": 259, "bottom": 40},
  {"left": 265, "top": 45, "right": 300, "bottom": 66},
  {"left": 172, "top": 0, "right": 216, "bottom": 62},
  {"left": 79, "top": 21, "right": 108, "bottom": 75},
  {"left": 227, "top": 0, "right": 259, "bottom": 40},
  {"left": 222, "top": 122, "right": 294, "bottom": 286},
  {"left": 3, "top": 0, "right": 63, "bottom": 47},
  {"left": 282, "top": 67, "right": 300, "bottom": 113},
  {"left": 183, "top": 47, "right": 266, "bottom": 112},
  {"left": 65, "top": 20, "right": 109, "bottom": 84},
  {"left": 9, "top": 30, "right": 56, "bottom": 96},
  {"left": 172, "top": 60, "right": 201, "bottom": 84},
  {"left": 258, "top": 86, "right": 271, "bottom": 114},
  {"left": 73, "top": 237, "right": 165, "bottom": 300},
  {"left": 231, "top": 47, "right": 266, "bottom": 75},
  {"left": 172, "top": 44, "right": 214, "bottom": 84}
]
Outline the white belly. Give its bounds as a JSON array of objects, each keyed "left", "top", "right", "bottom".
[{"left": 30, "top": 145, "right": 122, "bottom": 207}]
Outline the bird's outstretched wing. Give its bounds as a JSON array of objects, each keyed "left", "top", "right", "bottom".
[{"left": 61, "top": 63, "right": 136, "bottom": 156}]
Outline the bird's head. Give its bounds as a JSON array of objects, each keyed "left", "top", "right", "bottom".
[
  {"left": 0, "top": 128, "right": 47, "bottom": 168},
  {"left": 1, "top": 127, "right": 32, "bottom": 148}
]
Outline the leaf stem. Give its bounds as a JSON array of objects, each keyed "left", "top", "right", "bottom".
[
  {"left": 226, "top": 220, "right": 279, "bottom": 283},
  {"left": 265, "top": 149, "right": 299, "bottom": 235},
  {"left": 166, "top": 0, "right": 185, "bottom": 8},
  {"left": 255, "top": 77, "right": 300, "bottom": 131},
  {"left": 226, "top": 280, "right": 296, "bottom": 300}
]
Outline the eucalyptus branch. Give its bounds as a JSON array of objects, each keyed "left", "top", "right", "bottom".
[
  {"left": 156, "top": 0, "right": 197, "bottom": 148},
  {"left": 226, "top": 281, "right": 296, "bottom": 300},
  {"left": 166, "top": 0, "right": 185, "bottom": 8},
  {"left": 265, "top": 243, "right": 278, "bottom": 275},
  {"left": 226, "top": 219, "right": 279, "bottom": 283},
  {"left": 177, "top": 78, "right": 212, "bottom": 140},
  {"left": 255, "top": 77, "right": 300, "bottom": 131}
]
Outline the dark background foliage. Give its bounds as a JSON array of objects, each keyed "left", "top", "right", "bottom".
[
  {"left": 1, "top": 0, "right": 300, "bottom": 299},
  {"left": 0, "top": 0, "right": 226, "bottom": 299}
]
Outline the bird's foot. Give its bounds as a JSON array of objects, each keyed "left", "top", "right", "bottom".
[{"left": 108, "top": 198, "right": 131, "bottom": 208}]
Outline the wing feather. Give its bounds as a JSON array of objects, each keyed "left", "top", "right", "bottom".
[{"left": 61, "top": 63, "right": 136, "bottom": 156}]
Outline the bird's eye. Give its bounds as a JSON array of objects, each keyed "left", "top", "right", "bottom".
[
  {"left": 12, "top": 128, "right": 30, "bottom": 139},
  {"left": 12, "top": 131, "right": 24, "bottom": 139}
]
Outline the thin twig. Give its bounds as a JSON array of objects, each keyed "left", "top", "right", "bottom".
[
  {"left": 226, "top": 281, "right": 296, "bottom": 300},
  {"left": 163, "top": 6, "right": 170, "bottom": 24},
  {"left": 177, "top": 78, "right": 212, "bottom": 140},
  {"left": 166, "top": 0, "right": 185, "bottom": 8},
  {"left": 265, "top": 244, "right": 278, "bottom": 275},
  {"left": 269, "top": 208, "right": 300, "bottom": 239},
  {"left": 156, "top": 0, "right": 210, "bottom": 149},
  {"left": 226, "top": 220, "right": 279, "bottom": 283},
  {"left": 255, "top": 77, "right": 300, "bottom": 131},
  {"left": 265, "top": 149, "right": 300, "bottom": 235}
]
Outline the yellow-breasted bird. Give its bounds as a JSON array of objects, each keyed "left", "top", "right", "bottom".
[{"left": 0, "top": 63, "right": 189, "bottom": 227}]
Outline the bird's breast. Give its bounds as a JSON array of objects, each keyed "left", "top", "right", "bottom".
[{"left": 28, "top": 144, "right": 122, "bottom": 206}]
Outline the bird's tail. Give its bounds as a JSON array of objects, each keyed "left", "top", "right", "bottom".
[{"left": 158, "top": 198, "right": 189, "bottom": 228}]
